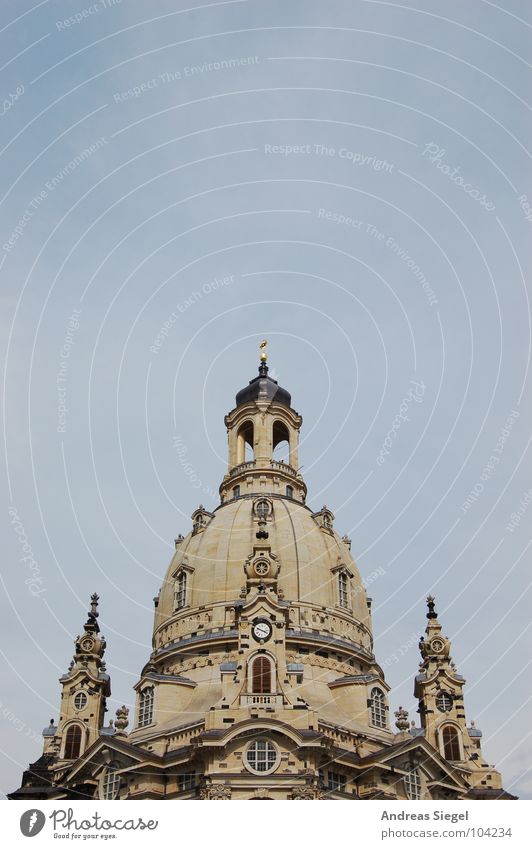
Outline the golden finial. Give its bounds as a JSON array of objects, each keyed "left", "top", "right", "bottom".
[{"left": 260, "top": 339, "right": 268, "bottom": 362}]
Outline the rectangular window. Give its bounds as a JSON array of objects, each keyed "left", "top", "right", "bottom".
[
  {"left": 327, "top": 771, "right": 346, "bottom": 791},
  {"left": 178, "top": 773, "right": 196, "bottom": 791}
]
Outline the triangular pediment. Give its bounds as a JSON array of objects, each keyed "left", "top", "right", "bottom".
[
  {"left": 357, "top": 736, "right": 468, "bottom": 790},
  {"left": 62, "top": 735, "right": 158, "bottom": 784}
]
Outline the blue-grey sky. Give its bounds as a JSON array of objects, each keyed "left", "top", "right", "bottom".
[{"left": 1, "top": 0, "right": 531, "bottom": 800}]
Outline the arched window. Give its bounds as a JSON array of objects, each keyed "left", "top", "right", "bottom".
[
  {"left": 138, "top": 686, "right": 154, "bottom": 727},
  {"left": 252, "top": 656, "right": 272, "bottom": 694},
  {"left": 233, "top": 485, "right": 240, "bottom": 498},
  {"left": 404, "top": 766, "right": 421, "bottom": 799},
  {"left": 338, "top": 572, "right": 349, "bottom": 608},
  {"left": 64, "top": 724, "right": 82, "bottom": 759},
  {"left": 286, "top": 485, "right": 294, "bottom": 499},
  {"left": 174, "top": 572, "right": 187, "bottom": 610},
  {"left": 101, "top": 763, "right": 120, "bottom": 800},
  {"left": 370, "top": 688, "right": 387, "bottom": 728},
  {"left": 255, "top": 500, "right": 270, "bottom": 519},
  {"left": 442, "top": 725, "right": 461, "bottom": 760}
]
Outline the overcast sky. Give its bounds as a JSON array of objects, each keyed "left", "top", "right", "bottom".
[{"left": 1, "top": 0, "right": 531, "bottom": 800}]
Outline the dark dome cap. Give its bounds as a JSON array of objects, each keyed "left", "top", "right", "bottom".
[{"left": 235, "top": 362, "right": 292, "bottom": 408}]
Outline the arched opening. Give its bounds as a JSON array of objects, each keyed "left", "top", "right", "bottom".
[
  {"left": 286, "top": 485, "right": 294, "bottom": 499},
  {"left": 272, "top": 420, "right": 290, "bottom": 463},
  {"left": 441, "top": 725, "right": 462, "bottom": 760},
  {"left": 64, "top": 724, "right": 82, "bottom": 760},
  {"left": 236, "top": 421, "right": 254, "bottom": 464},
  {"left": 252, "top": 656, "right": 272, "bottom": 694}
]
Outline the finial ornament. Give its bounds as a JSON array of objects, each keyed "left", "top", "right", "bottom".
[
  {"left": 426, "top": 594, "right": 438, "bottom": 620},
  {"left": 260, "top": 339, "right": 268, "bottom": 361},
  {"left": 89, "top": 593, "right": 99, "bottom": 621},
  {"left": 394, "top": 706, "right": 409, "bottom": 731},
  {"left": 115, "top": 705, "right": 129, "bottom": 734}
]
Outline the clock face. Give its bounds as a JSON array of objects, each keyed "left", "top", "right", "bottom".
[
  {"left": 252, "top": 620, "right": 272, "bottom": 642},
  {"left": 431, "top": 639, "right": 444, "bottom": 653},
  {"left": 80, "top": 638, "right": 94, "bottom": 652}
]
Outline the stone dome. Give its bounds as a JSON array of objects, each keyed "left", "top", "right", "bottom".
[{"left": 154, "top": 496, "right": 372, "bottom": 653}]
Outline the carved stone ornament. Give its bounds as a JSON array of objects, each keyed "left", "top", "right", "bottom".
[
  {"left": 290, "top": 786, "right": 316, "bottom": 799},
  {"left": 200, "top": 783, "right": 232, "bottom": 799}
]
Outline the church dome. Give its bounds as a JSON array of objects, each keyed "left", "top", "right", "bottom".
[
  {"left": 234, "top": 361, "right": 292, "bottom": 409},
  {"left": 155, "top": 496, "right": 371, "bottom": 642},
  {"left": 10, "top": 342, "right": 510, "bottom": 801}
]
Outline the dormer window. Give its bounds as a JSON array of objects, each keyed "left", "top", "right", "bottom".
[
  {"left": 254, "top": 499, "right": 271, "bottom": 519},
  {"left": 313, "top": 506, "right": 335, "bottom": 530},
  {"left": 338, "top": 572, "right": 349, "bottom": 608},
  {"left": 174, "top": 571, "right": 187, "bottom": 610},
  {"left": 370, "top": 688, "right": 387, "bottom": 729},
  {"left": 138, "top": 686, "right": 154, "bottom": 727},
  {"left": 191, "top": 505, "right": 214, "bottom": 535},
  {"left": 332, "top": 563, "right": 354, "bottom": 611}
]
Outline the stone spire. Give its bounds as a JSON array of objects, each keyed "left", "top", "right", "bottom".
[
  {"left": 50, "top": 594, "right": 112, "bottom": 761},
  {"left": 413, "top": 596, "right": 503, "bottom": 792},
  {"left": 73, "top": 592, "right": 107, "bottom": 665}
]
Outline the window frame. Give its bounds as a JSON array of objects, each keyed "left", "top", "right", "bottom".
[
  {"left": 138, "top": 685, "right": 155, "bottom": 728},
  {"left": 327, "top": 770, "right": 347, "bottom": 792},
  {"left": 174, "top": 570, "right": 187, "bottom": 611},
  {"left": 254, "top": 499, "right": 271, "bottom": 519},
  {"left": 251, "top": 655, "right": 273, "bottom": 694},
  {"left": 338, "top": 571, "right": 349, "bottom": 608},
  {"left": 178, "top": 773, "right": 196, "bottom": 792},
  {"left": 244, "top": 740, "right": 280, "bottom": 775},
  {"left": 101, "top": 762, "right": 121, "bottom": 800},
  {"left": 440, "top": 724, "right": 462, "bottom": 761},
  {"left": 404, "top": 765, "right": 422, "bottom": 800},
  {"left": 370, "top": 687, "right": 387, "bottom": 729},
  {"left": 73, "top": 691, "right": 87, "bottom": 711},
  {"left": 436, "top": 692, "right": 453, "bottom": 713},
  {"left": 63, "top": 723, "right": 83, "bottom": 759}
]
